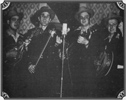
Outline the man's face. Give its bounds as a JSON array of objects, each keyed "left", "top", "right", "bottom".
[
  {"left": 108, "top": 19, "right": 118, "bottom": 34},
  {"left": 39, "top": 12, "right": 51, "bottom": 26},
  {"left": 9, "top": 16, "right": 20, "bottom": 30},
  {"left": 80, "top": 12, "right": 90, "bottom": 26}
]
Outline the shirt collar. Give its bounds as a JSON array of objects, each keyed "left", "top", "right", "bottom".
[
  {"left": 7, "top": 30, "right": 20, "bottom": 42},
  {"left": 39, "top": 25, "right": 48, "bottom": 31},
  {"left": 76, "top": 25, "right": 90, "bottom": 33}
]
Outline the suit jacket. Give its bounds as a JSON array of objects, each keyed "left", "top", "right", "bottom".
[
  {"left": 25, "top": 23, "right": 62, "bottom": 65},
  {"left": 67, "top": 24, "right": 103, "bottom": 60}
]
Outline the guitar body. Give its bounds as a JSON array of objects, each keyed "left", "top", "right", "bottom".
[
  {"left": 4, "top": 43, "right": 25, "bottom": 66},
  {"left": 94, "top": 49, "right": 114, "bottom": 77}
]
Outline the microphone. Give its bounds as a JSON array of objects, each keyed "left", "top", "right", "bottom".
[{"left": 62, "top": 23, "right": 67, "bottom": 36}]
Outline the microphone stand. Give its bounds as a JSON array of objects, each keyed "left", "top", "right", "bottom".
[{"left": 60, "top": 23, "right": 67, "bottom": 98}]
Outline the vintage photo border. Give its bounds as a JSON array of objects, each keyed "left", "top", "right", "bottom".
[{"left": 0, "top": 0, "right": 125, "bottom": 100}]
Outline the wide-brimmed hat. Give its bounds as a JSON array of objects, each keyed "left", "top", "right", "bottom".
[
  {"left": 6, "top": 8, "right": 24, "bottom": 21},
  {"left": 75, "top": 6, "right": 94, "bottom": 21},
  {"left": 105, "top": 13, "right": 122, "bottom": 26},
  {"left": 30, "top": 6, "right": 55, "bottom": 26}
]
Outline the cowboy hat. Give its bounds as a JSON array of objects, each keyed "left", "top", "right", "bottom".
[
  {"left": 75, "top": 6, "right": 94, "bottom": 21},
  {"left": 30, "top": 6, "right": 55, "bottom": 26},
  {"left": 6, "top": 8, "right": 24, "bottom": 21},
  {"left": 105, "top": 12, "right": 122, "bottom": 26}
]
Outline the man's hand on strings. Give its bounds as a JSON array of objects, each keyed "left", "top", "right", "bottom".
[
  {"left": 77, "top": 36, "right": 89, "bottom": 45},
  {"left": 56, "top": 36, "right": 62, "bottom": 44},
  {"left": 25, "top": 39, "right": 31, "bottom": 46},
  {"left": 6, "top": 49, "right": 18, "bottom": 58},
  {"left": 28, "top": 64, "right": 36, "bottom": 74}
]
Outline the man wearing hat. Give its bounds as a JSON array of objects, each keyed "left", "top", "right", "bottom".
[
  {"left": 17, "top": 6, "right": 63, "bottom": 97},
  {"left": 100, "top": 12, "right": 123, "bottom": 66},
  {"left": 95, "top": 13, "right": 124, "bottom": 97},
  {"left": 3, "top": 8, "right": 24, "bottom": 60},
  {"left": 67, "top": 6, "right": 103, "bottom": 97},
  {"left": 3, "top": 8, "right": 25, "bottom": 97}
]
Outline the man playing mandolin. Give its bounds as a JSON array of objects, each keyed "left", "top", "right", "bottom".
[
  {"left": 66, "top": 6, "right": 103, "bottom": 97},
  {"left": 3, "top": 8, "right": 25, "bottom": 64},
  {"left": 3, "top": 8, "right": 25, "bottom": 97}
]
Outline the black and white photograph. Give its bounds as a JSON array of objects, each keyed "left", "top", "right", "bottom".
[{"left": 1, "top": 0, "right": 125, "bottom": 99}]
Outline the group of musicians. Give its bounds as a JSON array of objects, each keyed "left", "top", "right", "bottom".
[{"left": 2, "top": 5, "right": 124, "bottom": 98}]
